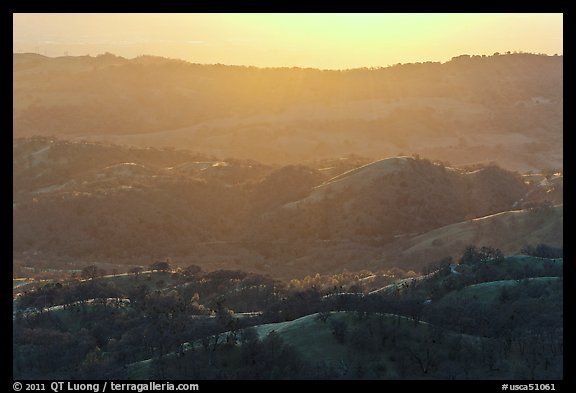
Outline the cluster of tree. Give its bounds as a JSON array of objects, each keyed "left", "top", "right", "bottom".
[
  {"left": 149, "top": 260, "right": 171, "bottom": 272},
  {"left": 419, "top": 246, "right": 562, "bottom": 301},
  {"left": 153, "top": 330, "right": 317, "bottom": 379},
  {"left": 287, "top": 268, "right": 412, "bottom": 293},
  {"left": 460, "top": 245, "right": 504, "bottom": 265},
  {"left": 17, "top": 280, "right": 122, "bottom": 311},
  {"left": 13, "top": 245, "right": 562, "bottom": 379},
  {"left": 521, "top": 243, "right": 563, "bottom": 258},
  {"left": 252, "top": 157, "right": 528, "bottom": 244},
  {"left": 248, "top": 165, "right": 324, "bottom": 213}
]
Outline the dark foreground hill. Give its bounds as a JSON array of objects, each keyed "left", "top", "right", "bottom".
[{"left": 13, "top": 253, "right": 562, "bottom": 379}]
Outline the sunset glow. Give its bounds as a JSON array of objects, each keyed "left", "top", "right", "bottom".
[{"left": 13, "top": 13, "right": 563, "bottom": 69}]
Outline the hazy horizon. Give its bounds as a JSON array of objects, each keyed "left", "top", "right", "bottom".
[
  {"left": 12, "top": 49, "right": 563, "bottom": 71},
  {"left": 13, "top": 13, "right": 563, "bottom": 70}
]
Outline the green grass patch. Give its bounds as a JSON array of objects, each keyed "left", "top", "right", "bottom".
[
  {"left": 441, "top": 276, "right": 561, "bottom": 304},
  {"left": 502, "top": 255, "right": 562, "bottom": 275}
]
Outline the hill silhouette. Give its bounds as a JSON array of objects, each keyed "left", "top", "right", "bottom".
[{"left": 13, "top": 52, "right": 562, "bottom": 172}]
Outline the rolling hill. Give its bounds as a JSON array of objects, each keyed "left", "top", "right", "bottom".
[
  {"left": 13, "top": 138, "right": 562, "bottom": 278},
  {"left": 14, "top": 253, "right": 558, "bottom": 380},
  {"left": 252, "top": 155, "right": 531, "bottom": 243},
  {"left": 375, "top": 205, "right": 563, "bottom": 270},
  {"left": 13, "top": 52, "right": 562, "bottom": 172}
]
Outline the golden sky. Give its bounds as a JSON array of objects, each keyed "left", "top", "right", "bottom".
[{"left": 13, "top": 13, "right": 563, "bottom": 69}]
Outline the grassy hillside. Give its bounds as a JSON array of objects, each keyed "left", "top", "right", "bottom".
[
  {"left": 375, "top": 206, "right": 563, "bottom": 270},
  {"left": 251, "top": 157, "right": 530, "bottom": 245},
  {"left": 13, "top": 252, "right": 563, "bottom": 379},
  {"left": 439, "top": 276, "right": 561, "bottom": 304},
  {"left": 252, "top": 311, "right": 487, "bottom": 369},
  {"left": 129, "top": 311, "right": 494, "bottom": 379},
  {"left": 13, "top": 53, "right": 562, "bottom": 172},
  {"left": 14, "top": 138, "right": 562, "bottom": 278}
]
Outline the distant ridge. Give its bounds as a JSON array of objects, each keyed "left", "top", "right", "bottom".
[{"left": 13, "top": 52, "right": 562, "bottom": 172}]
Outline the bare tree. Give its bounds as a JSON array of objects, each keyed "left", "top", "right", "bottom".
[{"left": 81, "top": 265, "right": 99, "bottom": 280}]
